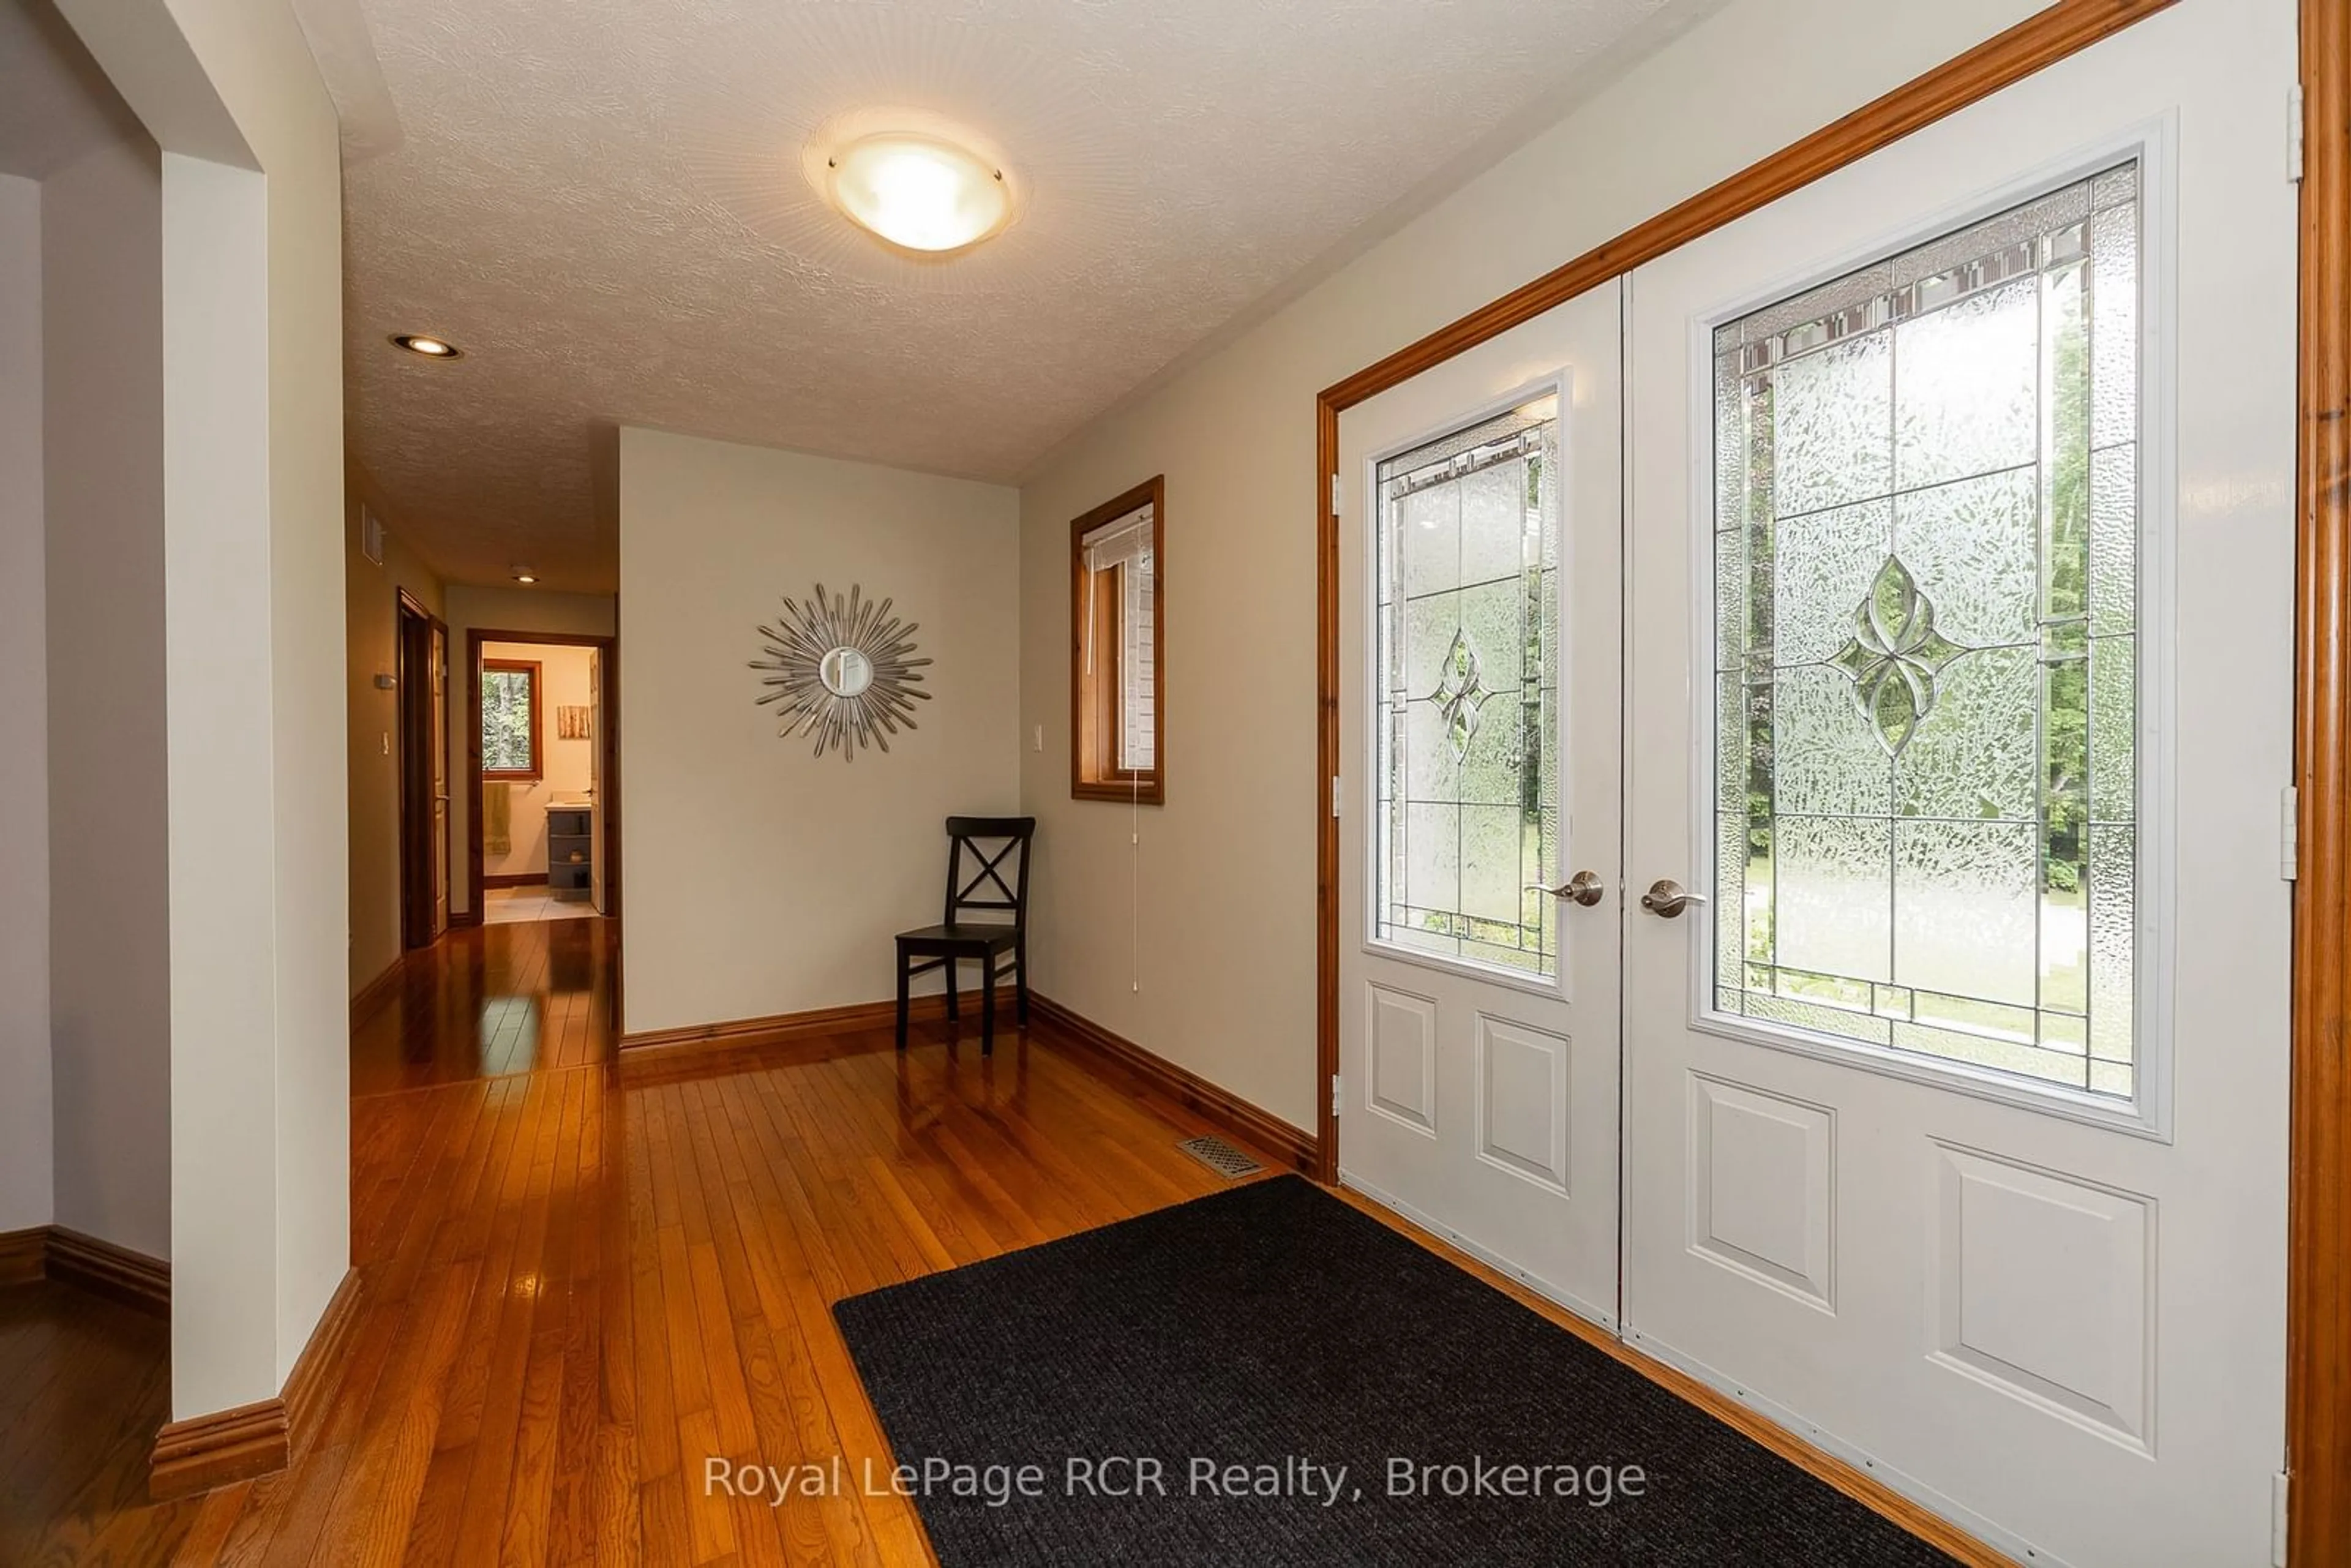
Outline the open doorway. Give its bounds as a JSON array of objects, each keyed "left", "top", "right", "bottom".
[
  {"left": 464, "top": 628, "right": 620, "bottom": 926},
  {"left": 396, "top": 590, "right": 449, "bottom": 947}
]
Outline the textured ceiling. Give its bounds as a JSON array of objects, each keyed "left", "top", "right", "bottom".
[
  {"left": 0, "top": 0, "right": 142, "bottom": 181},
  {"left": 345, "top": 0, "right": 1680, "bottom": 592}
]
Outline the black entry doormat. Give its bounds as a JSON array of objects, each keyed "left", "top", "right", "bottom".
[{"left": 833, "top": 1177, "right": 1956, "bottom": 1566}]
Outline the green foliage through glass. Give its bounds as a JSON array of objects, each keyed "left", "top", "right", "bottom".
[
  {"left": 482, "top": 666, "right": 537, "bottom": 775},
  {"left": 1711, "top": 162, "right": 2140, "bottom": 1101}
]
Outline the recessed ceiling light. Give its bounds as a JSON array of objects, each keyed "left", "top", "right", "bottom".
[
  {"left": 825, "top": 132, "right": 1010, "bottom": 253},
  {"left": 511, "top": 568, "right": 538, "bottom": 584},
  {"left": 391, "top": 333, "right": 463, "bottom": 359}
]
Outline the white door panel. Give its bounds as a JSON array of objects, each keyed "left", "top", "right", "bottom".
[
  {"left": 1338, "top": 285, "right": 1624, "bottom": 1328},
  {"left": 1622, "top": 4, "right": 2293, "bottom": 1563}
]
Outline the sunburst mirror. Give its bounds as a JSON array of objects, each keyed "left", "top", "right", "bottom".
[{"left": 750, "top": 583, "right": 931, "bottom": 760}]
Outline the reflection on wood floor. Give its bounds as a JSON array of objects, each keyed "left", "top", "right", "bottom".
[
  {"left": 4, "top": 915, "right": 1262, "bottom": 1565},
  {"left": 351, "top": 914, "right": 618, "bottom": 1095}
]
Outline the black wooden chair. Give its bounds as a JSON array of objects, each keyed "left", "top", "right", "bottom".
[{"left": 894, "top": 816, "right": 1036, "bottom": 1056}]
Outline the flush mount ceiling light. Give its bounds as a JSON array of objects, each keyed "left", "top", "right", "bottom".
[
  {"left": 511, "top": 566, "right": 538, "bottom": 584},
  {"left": 391, "top": 332, "right": 463, "bottom": 359},
  {"left": 822, "top": 131, "right": 1011, "bottom": 253}
]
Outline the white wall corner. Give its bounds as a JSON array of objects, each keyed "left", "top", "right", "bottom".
[{"left": 0, "top": 173, "right": 54, "bottom": 1234}]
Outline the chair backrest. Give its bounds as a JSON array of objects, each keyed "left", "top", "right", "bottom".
[{"left": 943, "top": 816, "right": 1037, "bottom": 930}]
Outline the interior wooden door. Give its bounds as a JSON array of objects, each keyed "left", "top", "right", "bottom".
[
  {"left": 430, "top": 621, "right": 449, "bottom": 935},
  {"left": 398, "top": 597, "right": 449, "bottom": 948}
]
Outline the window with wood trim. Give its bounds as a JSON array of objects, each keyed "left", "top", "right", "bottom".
[
  {"left": 481, "top": 658, "right": 542, "bottom": 781},
  {"left": 1071, "top": 476, "right": 1164, "bottom": 803}
]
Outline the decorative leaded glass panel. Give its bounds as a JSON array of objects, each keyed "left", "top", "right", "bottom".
[
  {"left": 1376, "top": 399, "right": 1562, "bottom": 977},
  {"left": 1713, "top": 163, "right": 2140, "bottom": 1100}
]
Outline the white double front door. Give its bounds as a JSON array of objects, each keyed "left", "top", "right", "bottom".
[
  {"left": 1336, "top": 4, "right": 2292, "bottom": 1562},
  {"left": 1336, "top": 282, "right": 1626, "bottom": 1330}
]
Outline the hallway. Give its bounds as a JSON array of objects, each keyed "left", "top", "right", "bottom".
[
  {"left": 6, "top": 918, "right": 1272, "bottom": 1564},
  {"left": 1, "top": 909, "right": 2012, "bottom": 1566}
]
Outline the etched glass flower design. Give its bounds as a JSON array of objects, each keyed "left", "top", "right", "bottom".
[
  {"left": 1830, "top": 555, "right": 1968, "bottom": 755},
  {"left": 1711, "top": 161, "right": 2144, "bottom": 1100},
  {"left": 1428, "top": 628, "right": 1491, "bottom": 763}
]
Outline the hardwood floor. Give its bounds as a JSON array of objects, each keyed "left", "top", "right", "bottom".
[
  {"left": 3, "top": 913, "right": 1990, "bottom": 1566},
  {"left": 350, "top": 913, "right": 617, "bottom": 1095},
  {"left": 4, "top": 916, "right": 1259, "bottom": 1566},
  {"left": 0, "top": 1280, "right": 197, "bottom": 1566}
]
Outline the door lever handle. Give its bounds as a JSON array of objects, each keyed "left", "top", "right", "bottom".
[
  {"left": 1639, "top": 879, "right": 1709, "bottom": 918},
  {"left": 1526, "top": 869, "right": 1606, "bottom": 907}
]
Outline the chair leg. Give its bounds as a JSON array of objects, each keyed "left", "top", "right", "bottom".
[
  {"left": 895, "top": 949, "right": 910, "bottom": 1051},
  {"left": 981, "top": 960, "right": 997, "bottom": 1056},
  {"left": 1015, "top": 939, "right": 1030, "bottom": 1024},
  {"left": 944, "top": 958, "right": 959, "bottom": 1021}
]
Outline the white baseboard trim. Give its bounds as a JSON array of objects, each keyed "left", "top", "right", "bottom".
[
  {"left": 1340, "top": 1169, "right": 2043, "bottom": 1563},
  {"left": 1338, "top": 1168, "right": 1618, "bottom": 1335},
  {"left": 1621, "top": 1326, "right": 2061, "bottom": 1568}
]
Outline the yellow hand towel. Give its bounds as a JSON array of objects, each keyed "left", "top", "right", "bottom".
[{"left": 483, "top": 781, "right": 513, "bottom": 855}]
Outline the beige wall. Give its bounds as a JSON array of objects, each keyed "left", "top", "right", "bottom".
[
  {"left": 481, "top": 639, "right": 598, "bottom": 880},
  {"left": 1015, "top": 0, "right": 2044, "bottom": 1132},
  {"left": 58, "top": 0, "right": 349, "bottom": 1416},
  {"left": 618, "top": 427, "right": 1020, "bottom": 1035},
  {"left": 345, "top": 465, "right": 444, "bottom": 996},
  {"left": 249, "top": 6, "right": 352, "bottom": 1395},
  {"left": 442, "top": 585, "right": 617, "bottom": 918},
  {"left": 0, "top": 173, "right": 51, "bottom": 1234},
  {"left": 42, "top": 127, "right": 171, "bottom": 1261}
]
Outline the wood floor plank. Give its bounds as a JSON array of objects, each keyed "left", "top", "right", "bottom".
[
  {"left": 546, "top": 1075, "right": 611, "bottom": 1567},
  {"left": 1, "top": 912, "right": 1987, "bottom": 1566},
  {"left": 586, "top": 1420, "right": 641, "bottom": 1568},
  {"left": 168, "top": 1481, "right": 254, "bottom": 1567},
  {"left": 324, "top": 1261, "right": 479, "bottom": 1568},
  {"left": 448, "top": 1071, "right": 572, "bottom": 1568},
  {"left": 690, "top": 1077, "right": 893, "bottom": 1566}
]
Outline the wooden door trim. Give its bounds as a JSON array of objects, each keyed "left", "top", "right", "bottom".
[
  {"left": 395, "top": 590, "right": 448, "bottom": 951},
  {"left": 1311, "top": 0, "right": 2181, "bottom": 1185},
  {"left": 462, "top": 628, "right": 622, "bottom": 934},
  {"left": 2290, "top": 0, "right": 2350, "bottom": 1553}
]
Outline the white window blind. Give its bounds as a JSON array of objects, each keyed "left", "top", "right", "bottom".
[
  {"left": 1082, "top": 503, "right": 1154, "bottom": 678},
  {"left": 1082, "top": 504, "right": 1153, "bottom": 569},
  {"left": 1122, "top": 560, "right": 1156, "bottom": 768}
]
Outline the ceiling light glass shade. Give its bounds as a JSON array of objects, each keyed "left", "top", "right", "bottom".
[{"left": 827, "top": 133, "right": 1009, "bottom": 253}]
